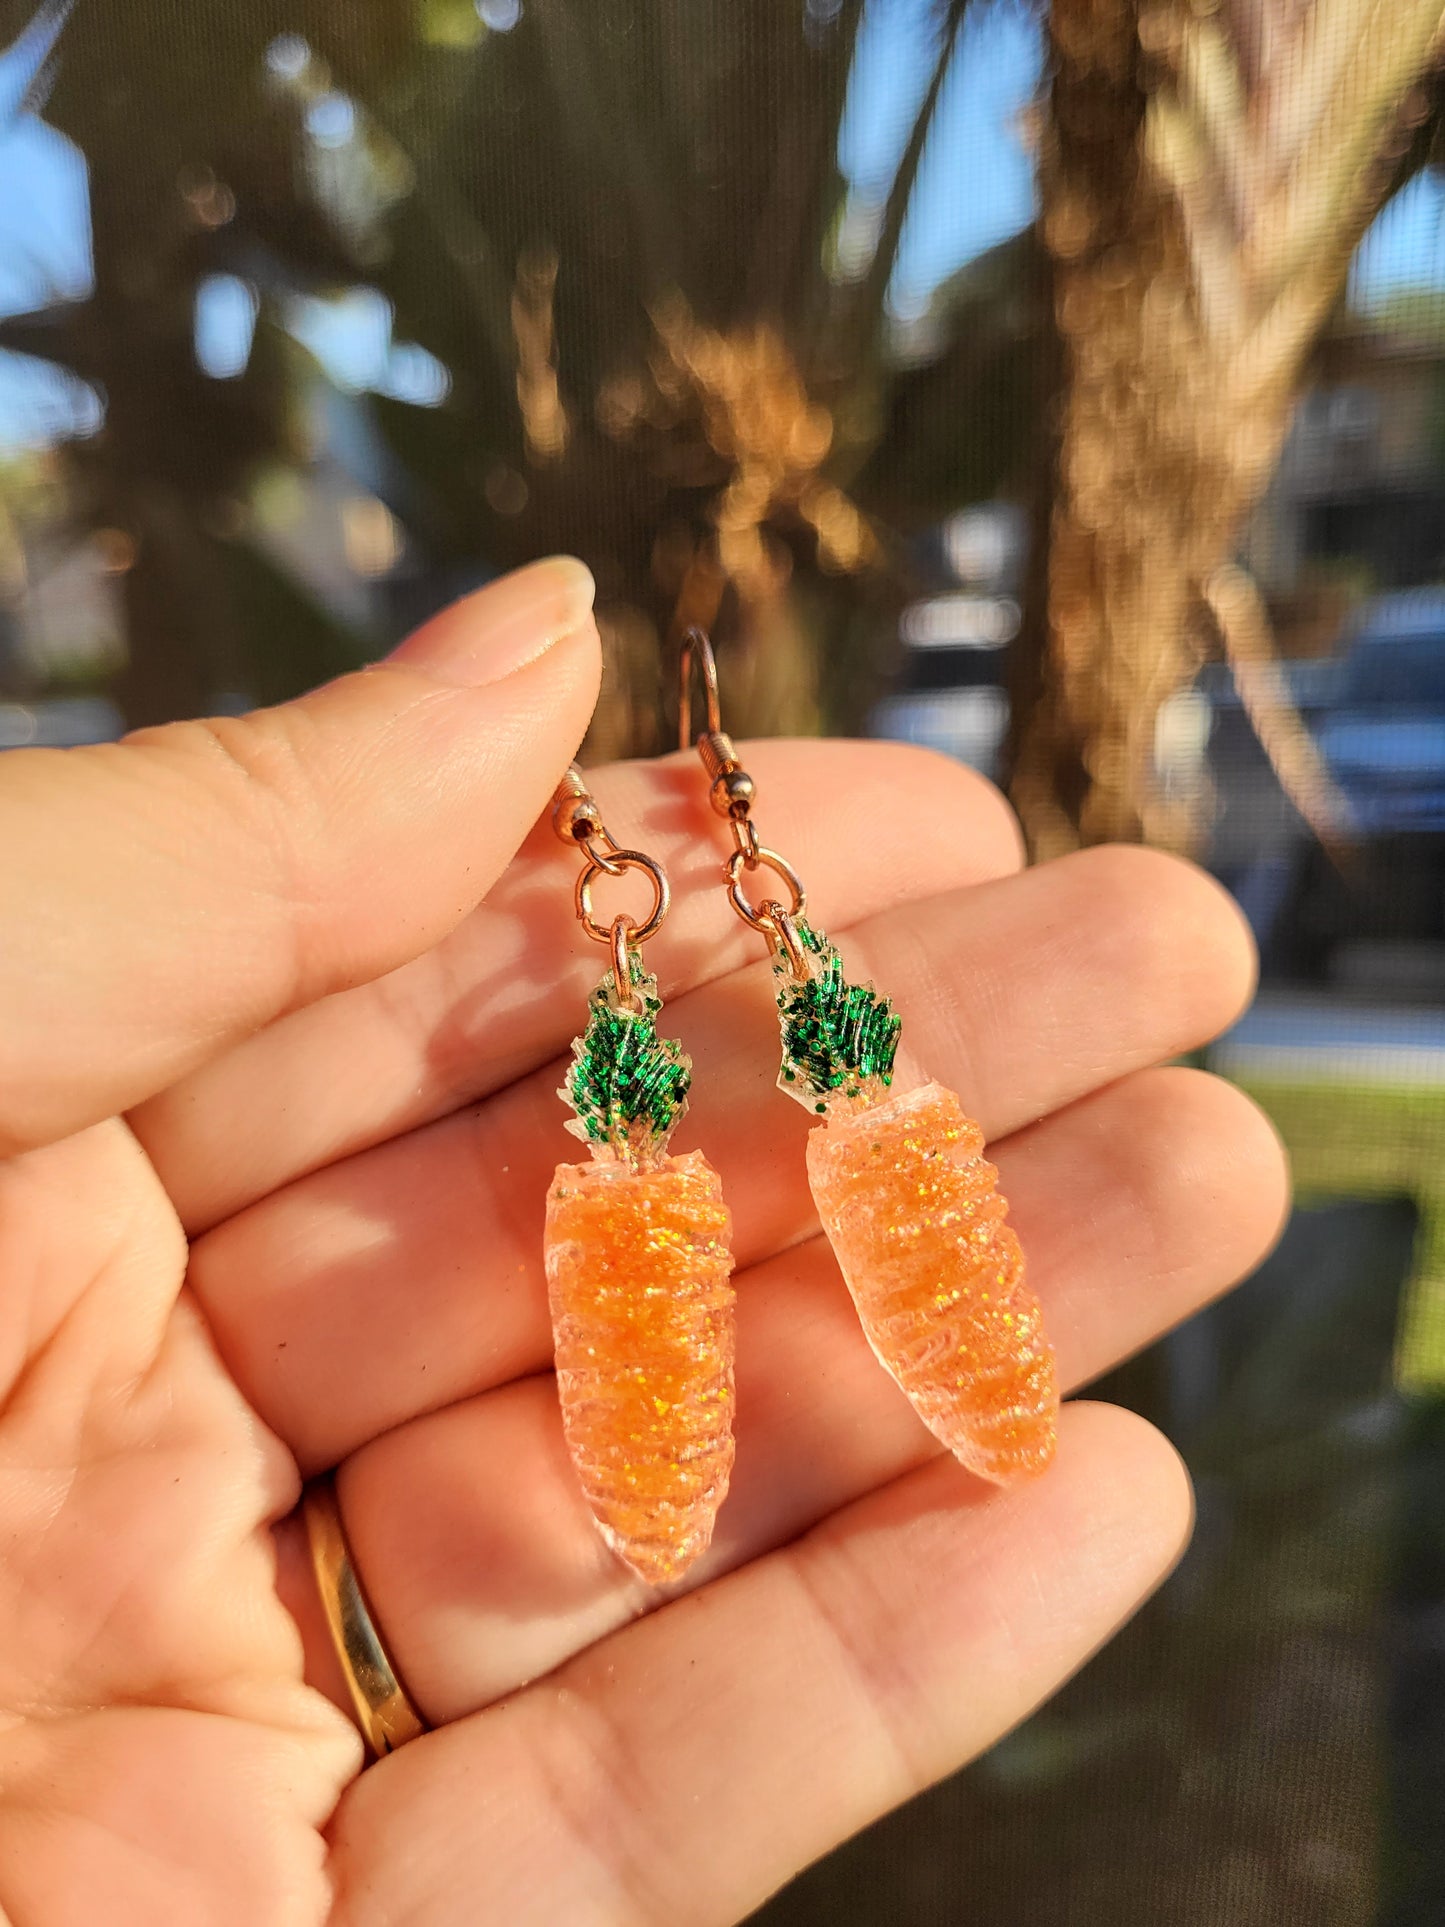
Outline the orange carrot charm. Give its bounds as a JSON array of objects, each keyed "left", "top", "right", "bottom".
[
  {"left": 677, "top": 629, "right": 1057, "bottom": 1486},
  {"left": 546, "top": 769, "right": 736, "bottom": 1585},
  {"left": 546, "top": 1149, "right": 733, "bottom": 1584},
  {"left": 804, "top": 1080, "right": 1057, "bottom": 1482},
  {"left": 771, "top": 920, "right": 1058, "bottom": 1483}
]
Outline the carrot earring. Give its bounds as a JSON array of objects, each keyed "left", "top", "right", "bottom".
[
  {"left": 544, "top": 766, "right": 736, "bottom": 1584},
  {"left": 678, "top": 633, "right": 1058, "bottom": 1484}
]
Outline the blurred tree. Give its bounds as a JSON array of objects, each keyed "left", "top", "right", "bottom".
[
  {"left": 2, "top": 0, "right": 1439, "bottom": 849},
  {"left": 0, "top": 0, "right": 1039, "bottom": 744},
  {"left": 1011, "top": 0, "right": 1445, "bottom": 853},
  {"left": 0, "top": 0, "right": 373, "bottom": 719}
]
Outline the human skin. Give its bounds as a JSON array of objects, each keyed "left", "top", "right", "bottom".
[{"left": 0, "top": 556, "right": 1288, "bottom": 1924}]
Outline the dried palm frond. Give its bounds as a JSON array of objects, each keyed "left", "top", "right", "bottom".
[{"left": 1203, "top": 562, "right": 1354, "bottom": 858}]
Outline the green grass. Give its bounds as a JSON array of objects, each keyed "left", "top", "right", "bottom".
[{"left": 1229, "top": 1074, "right": 1445, "bottom": 1391}]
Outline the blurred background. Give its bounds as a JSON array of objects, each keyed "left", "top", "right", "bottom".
[{"left": 0, "top": 0, "right": 1442, "bottom": 1918}]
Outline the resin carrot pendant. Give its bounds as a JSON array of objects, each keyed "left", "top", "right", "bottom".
[
  {"left": 771, "top": 921, "right": 1057, "bottom": 1482},
  {"left": 678, "top": 630, "right": 1058, "bottom": 1484},
  {"left": 545, "top": 771, "right": 736, "bottom": 1584}
]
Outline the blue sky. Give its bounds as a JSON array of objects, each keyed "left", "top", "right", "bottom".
[
  {"left": 838, "top": 0, "right": 1041, "bottom": 318},
  {"left": 0, "top": 0, "right": 1442, "bottom": 451}
]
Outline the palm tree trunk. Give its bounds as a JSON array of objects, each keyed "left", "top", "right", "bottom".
[{"left": 1011, "top": 0, "right": 1445, "bottom": 857}]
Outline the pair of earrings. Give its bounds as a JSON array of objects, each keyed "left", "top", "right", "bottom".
[{"left": 543, "top": 630, "right": 1059, "bottom": 1586}]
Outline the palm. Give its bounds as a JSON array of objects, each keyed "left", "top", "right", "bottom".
[
  {"left": 2, "top": 740, "right": 1282, "bottom": 1924},
  {"left": 0, "top": 570, "right": 1283, "bottom": 1925}
]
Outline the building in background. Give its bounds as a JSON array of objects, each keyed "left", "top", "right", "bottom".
[{"left": 1249, "top": 311, "right": 1445, "bottom": 624}]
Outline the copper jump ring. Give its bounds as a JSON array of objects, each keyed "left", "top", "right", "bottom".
[
  {"left": 609, "top": 913, "right": 642, "bottom": 1009},
  {"left": 761, "top": 903, "right": 809, "bottom": 979},
  {"left": 725, "top": 845, "right": 806, "bottom": 930},
  {"left": 576, "top": 849, "right": 670, "bottom": 945}
]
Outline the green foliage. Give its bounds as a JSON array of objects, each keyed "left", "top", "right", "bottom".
[
  {"left": 562, "top": 961, "right": 691, "bottom": 1160},
  {"left": 1235, "top": 1074, "right": 1445, "bottom": 1390},
  {"left": 773, "top": 918, "right": 901, "bottom": 1111},
  {"left": 1363, "top": 285, "right": 1445, "bottom": 349}
]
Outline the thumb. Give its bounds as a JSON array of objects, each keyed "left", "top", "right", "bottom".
[{"left": 0, "top": 556, "right": 601, "bottom": 1154}]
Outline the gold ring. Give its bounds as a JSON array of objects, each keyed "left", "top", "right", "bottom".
[{"left": 302, "top": 1475, "right": 427, "bottom": 1757}]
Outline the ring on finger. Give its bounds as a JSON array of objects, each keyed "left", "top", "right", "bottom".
[{"left": 303, "top": 1473, "right": 427, "bottom": 1757}]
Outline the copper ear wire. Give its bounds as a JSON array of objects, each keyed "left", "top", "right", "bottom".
[
  {"left": 677, "top": 627, "right": 723, "bottom": 749},
  {"left": 678, "top": 630, "right": 809, "bottom": 979},
  {"left": 678, "top": 628, "right": 758, "bottom": 856},
  {"left": 551, "top": 766, "right": 670, "bottom": 1013}
]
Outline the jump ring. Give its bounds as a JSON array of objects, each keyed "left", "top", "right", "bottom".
[
  {"left": 609, "top": 913, "right": 642, "bottom": 1008},
  {"left": 577, "top": 849, "right": 669, "bottom": 944},
  {"left": 725, "top": 845, "right": 806, "bottom": 931},
  {"left": 762, "top": 902, "right": 809, "bottom": 980}
]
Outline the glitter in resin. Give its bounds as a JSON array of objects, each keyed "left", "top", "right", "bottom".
[
  {"left": 546, "top": 1151, "right": 734, "bottom": 1584},
  {"left": 563, "top": 958, "right": 690, "bottom": 1163},
  {"left": 807, "top": 1080, "right": 1057, "bottom": 1482},
  {"left": 773, "top": 919, "right": 901, "bottom": 1112},
  {"left": 546, "top": 961, "right": 735, "bottom": 1584},
  {"left": 770, "top": 929, "right": 1056, "bottom": 1479}
]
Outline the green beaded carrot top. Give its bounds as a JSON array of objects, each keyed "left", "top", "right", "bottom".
[
  {"left": 561, "top": 961, "right": 691, "bottom": 1162},
  {"left": 772, "top": 918, "right": 901, "bottom": 1113}
]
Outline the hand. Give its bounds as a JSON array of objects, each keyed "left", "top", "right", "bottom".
[{"left": 0, "top": 557, "right": 1285, "bottom": 1924}]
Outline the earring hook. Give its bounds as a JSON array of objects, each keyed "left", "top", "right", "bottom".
[
  {"left": 674, "top": 630, "right": 812, "bottom": 982},
  {"left": 676, "top": 628, "right": 757, "bottom": 833},
  {"left": 678, "top": 626, "right": 723, "bottom": 753}
]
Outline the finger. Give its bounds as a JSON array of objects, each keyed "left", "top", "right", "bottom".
[
  {"left": 0, "top": 559, "right": 600, "bottom": 1154},
  {"left": 192, "top": 846, "right": 1256, "bottom": 1468},
  {"left": 326, "top": 1404, "right": 1191, "bottom": 1927},
  {"left": 134, "top": 741, "right": 1025, "bottom": 1230},
  {"left": 290, "top": 1066, "right": 1282, "bottom": 1719}
]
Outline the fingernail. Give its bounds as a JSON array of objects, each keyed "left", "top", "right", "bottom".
[{"left": 388, "top": 556, "right": 596, "bottom": 686}]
